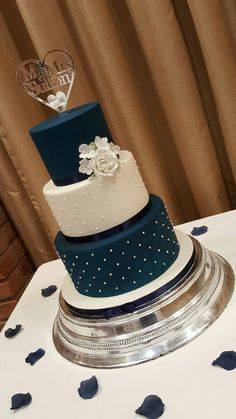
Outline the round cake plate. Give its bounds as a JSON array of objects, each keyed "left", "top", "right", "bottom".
[{"left": 52, "top": 236, "right": 235, "bottom": 368}]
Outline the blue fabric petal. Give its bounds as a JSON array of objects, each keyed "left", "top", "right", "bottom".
[
  {"left": 136, "top": 395, "right": 165, "bottom": 418},
  {"left": 10, "top": 393, "right": 32, "bottom": 410},
  {"left": 4, "top": 324, "right": 22, "bottom": 338},
  {"left": 212, "top": 351, "right": 236, "bottom": 370},
  {"left": 41, "top": 285, "right": 57, "bottom": 297},
  {"left": 191, "top": 226, "right": 208, "bottom": 236},
  {"left": 25, "top": 348, "right": 45, "bottom": 365},
  {"left": 78, "top": 375, "right": 98, "bottom": 399}
]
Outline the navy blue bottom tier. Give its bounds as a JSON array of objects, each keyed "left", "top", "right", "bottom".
[{"left": 55, "top": 194, "right": 180, "bottom": 297}]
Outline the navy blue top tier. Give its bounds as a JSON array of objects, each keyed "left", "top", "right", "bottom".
[{"left": 29, "top": 102, "right": 113, "bottom": 185}]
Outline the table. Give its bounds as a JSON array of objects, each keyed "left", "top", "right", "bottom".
[{"left": 1, "top": 210, "right": 236, "bottom": 419}]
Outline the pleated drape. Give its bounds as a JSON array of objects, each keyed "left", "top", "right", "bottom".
[{"left": 0, "top": 0, "right": 235, "bottom": 266}]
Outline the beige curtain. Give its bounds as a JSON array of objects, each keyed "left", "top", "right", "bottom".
[{"left": 0, "top": 0, "right": 236, "bottom": 267}]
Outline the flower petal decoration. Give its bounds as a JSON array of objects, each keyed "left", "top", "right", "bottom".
[
  {"left": 191, "top": 226, "right": 208, "bottom": 236},
  {"left": 25, "top": 348, "right": 45, "bottom": 366},
  {"left": 135, "top": 395, "right": 165, "bottom": 418},
  {"left": 78, "top": 375, "right": 98, "bottom": 399},
  {"left": 212, "top": 351, "right": 236, "bottom": 370},
  {"left": 41, "top": 285, "right": 57, "bottom": 297},
  {"left": 10, "top": 392, "right": 32, "bottom": 410},
  {"left": 4, "top": 324, "right": 22, "bottom": 338}
]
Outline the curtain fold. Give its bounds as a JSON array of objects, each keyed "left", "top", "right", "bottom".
[{"left": 0, "top": 0, "right": 235, "bottom": 265}]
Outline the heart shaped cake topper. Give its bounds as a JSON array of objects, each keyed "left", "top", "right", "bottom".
[{"left": 16, "top": 49, "right": 75, "bottom": 113}]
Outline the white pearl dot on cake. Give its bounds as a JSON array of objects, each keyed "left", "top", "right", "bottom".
[
  {"left": 63, "top": 255, "right": 66, "bottom": 258},
  {"left": 72, "top": 263, "right": 75, "bottom": 266},
  {"left": 161, "top": 235, "right": 164, "bottom": 238},
  {"left": 75, "top": 203, "right": 80, "bottom": 207},
  {"left": 109, "top": 273, "right": 112, "bottom": 276},
  {"left": 70, "top": 268, "right": 73, "bottom": 272},
  {"left": 96, "top": 227, "right": 99, "bottom": 230},
  {"left": 124, "top": 192, "right": 128, "bottom": 197},
  {"left": 155, "top": 220, "right": 158, "bottom": 224},
  {"left": 163, "top": 262, "right": 166, "bottom": 265},
  {"left": 126, "top": 240, "right": 130, "bottom": 244},
  {"left": 83, "top": 221, "right": 86, "bottom": 225},
  {"left": 113, "top": 188, "right": 117, "bottom": 192},
  {"left": 142, "top": 231, "right": 145, "bottom": 235},
  {"left": 173, "top": 251, "right": 175, "bottom": 254},
  {"left": 104, "top": 258, "right": 107, "bottom": 262},
  {"left": 60, "top": 208, "right": 64, "bottom": 212},
  {"left": 63, "top": 197, "right": 67, "bottom": 201},
  {"left": 167, "top": 226, "right": 170, "bottom": 229},
  {"left": 133, "top": 281, "right": 136, "bottom": 284},
  {"left": 104, "top": 281, "right": 107, "bottom": 285},
  {"left": 128, "top": 266, "right": 131, "bottom": 270},
  {"left": 162, "top": 223, "right": 165, "bottom": 226},
  {"left": 149, "top": 273, "right": 152, "bottom": 275},
  {"left": 91, "top": 253, "right": 94, "bottom": 256},
  {"left": 99, "top": 289, "right": 102, "bottom": 293},
  {"left": 166, "top": 250, "right": 169, "bottom": 253},
  {"left": 93, "top": 276, "right": 96, "bottom": 279},
  {"left": 85, "top": 289, "right": 88, "bottom": 293},
  {"left": 148, "top": 246, "right": 152, "bottom": 249},
  {"left": 108, "top": 201, "right": 112, "bottom": 205},
  {"left": 101, "top": 215, "right": 105, "bottom": 218},
  {"left": 109, "top": 249, "right": 113, "bottom": 252},
  {"left": 98, "top": 267, "right": 101, "bottom": 271},
  {"left": 133, "top": 255, "right": 136, "bottom": 259},
  {"left": 81, "top": 191, "right": 85, "bottom": 195},
  {"left": 158, "top": 249, "right": 160, "bottom": 252},
  {"left": 86, "top": 262, "right": 89, "bottom": 265},
  {"left": 72, "top": 214, "right": 75, "bottom": 218},
  {"left": 167, "top": 238, "right": 170, "bottom": 241},
  {"left": 143, "top": 258, "right": 147, "bottom": 262},
  {"left": 153, "top": 233, "right": 156, "bottom": 236},
  {"left": 89, "top": 283, "right": 91, "bottom": 287},
  {"left": 138, "top": 243, "right": 142, "bottom": 247},
  {"left": 82, "top": 270, "right": 85, "bottom": 273},
  {"left": 162, "top": 211, "right": 164, "bottom": 215},
  {"left": 116, "top": 263, "right": 120, "bottom": 266},
  {"left": 89, "top": 209, "right": 93, "bottom": 213},
  {"left": 139, "top": 269, "right": 142, "bottom": 273},
  {"left": 122, "top": 276, "right": 125, "bottom": 280},
  {"left": 128, "top": 179, "right": 131, "bottom": 183},
  {"left": 173, "top": 240, "right": 176, "bottom": 244},
  {"left": 115, "top": 219, "right": 118, "bottom": 223},
  {"left": 154, "top": 260, "right": 157, "bottom": 264},
  {"left": 115, "top": 286, "right": 119, "bottom": 290},
  {"left": 94, "top": 196, "right": 98, "bottom": 200}
]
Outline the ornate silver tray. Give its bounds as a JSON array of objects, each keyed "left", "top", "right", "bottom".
[{"left": 53, "top": 236, "right": 234, "bottom": 368}]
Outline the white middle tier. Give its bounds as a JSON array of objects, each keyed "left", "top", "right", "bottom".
[{"left": 43, "top": 150, "right": 149, "bottom": 237}]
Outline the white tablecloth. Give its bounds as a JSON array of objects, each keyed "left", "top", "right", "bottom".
[{"left": 1, "top": 210, "right": 236, "bottom": 419}]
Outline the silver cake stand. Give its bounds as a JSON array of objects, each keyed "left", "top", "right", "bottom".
[{"left": 53, "top": 236, "right": 234, "bottom": 368}]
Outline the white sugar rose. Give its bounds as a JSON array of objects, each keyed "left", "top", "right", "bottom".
[{"left": 90, "top": 149, "right": 119, "bottom": 177}]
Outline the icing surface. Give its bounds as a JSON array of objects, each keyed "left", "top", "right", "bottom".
[
  {"left": 55, "top": 195, "right": 180, "bottom": 297},
  {"left": 44, "top": 151, "right": 149, "bottom": 237},
  {"left": 61, "top": 230, "right": 193, "bottom": 309}
]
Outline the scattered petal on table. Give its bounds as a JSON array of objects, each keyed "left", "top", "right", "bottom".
[
  {"left": 10, "top": 392, "right": 32, "bottom": 410},
  {"left": 135, "top": 395, "right": 165, "bottom": 418},
  {"left": 4, "top": 324, "right": 22, "bottom": 338},
  {"left": 78, "top": 375, "right": 98, "bottom": 399},
  {"left": 41, "top": 285, "right": 57, "bottom": 297},
  {"left": 191, "top": 226, "right": 208, "bottom": 236},
  {"left": 212, "top": 351, "right": 236, "bottom": 371},
  {"left": 25, "top": 348, "right": 45, "bottom": 365}
]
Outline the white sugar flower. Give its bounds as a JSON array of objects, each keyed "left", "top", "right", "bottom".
[
  {"left": 94, "top": 136, "right": 110, "bottom": 150},
  {"left": 79, "top": 144, "right": 96, "bottom": 159},
  {"left": 89, "top": 149, "right": 119, "bottom": 177},
  {"left": 79, "top": 158, "right": 93, "bottom": 175},
  {"left": 110, "top": 142, "right": 120, "bottom": 155}
]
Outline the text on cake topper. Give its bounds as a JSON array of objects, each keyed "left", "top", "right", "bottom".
[{"left": 16, "top": 49, "right": 75, "bottom": 112}]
